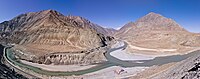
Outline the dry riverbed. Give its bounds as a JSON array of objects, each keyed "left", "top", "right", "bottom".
[{"left": 83, "top": 66, "right": 148, "bottom": 79}]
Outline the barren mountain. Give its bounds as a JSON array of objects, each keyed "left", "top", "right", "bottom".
[
  {"left": 115, "top": 12, "right": 200, "bottom": 54},
  {"left": 114, "top": 22, "right": 136, "bottom": 37},
  {"left": 0, "top": 10, "right": 114, "bottom": 65},
  {"left": 90, "top": 24, "right": 117, "bottom": 36}
]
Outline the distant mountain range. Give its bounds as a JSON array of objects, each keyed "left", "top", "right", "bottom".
[
  {"left": 0, "top": 10, "right": 114, "bottom": 52},
  {"left": 0, "top": 10, "right": 200, "bottom": 64},
  {"left": 115, "top": 12, "right": 187, "bottom": 37},
  {"left": 115, "top": 12, "right": 200, "bottom": 53}
]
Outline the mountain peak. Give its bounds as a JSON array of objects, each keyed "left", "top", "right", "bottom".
[
  {"left": 134, "top": 12, "right": 186, "bottom": 31},
  {"left": 147, "top": 12, "right": 162, "bottom": 17},
  {"left": 41, "top": 9, "right": 57, "bottom": 13},
  {"left": 39, "top": 9, "right": 64, "bottom": 16},
  {"left": 136, "top": 12, "right": 164, "bottom": 23}
]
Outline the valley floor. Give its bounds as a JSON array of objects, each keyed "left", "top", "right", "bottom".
[
  {"left": 109, "top": 41, "right": 200, "bottom": 79},
  {"left": 4, "top": 41, "right": 200, "bottom": 79}
]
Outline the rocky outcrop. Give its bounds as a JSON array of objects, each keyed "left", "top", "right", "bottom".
[
  {"left": 150, "top": 50, "right": 200, "bottom": 79},
  {"left": 182, "top": 63, "right": 200, "bottom": 79},
  {"left": 42, "top": 47, "right": 107, "bottom": 65},
  {"left": 14, "top": 46, "right": 108, "bottom": 65}
]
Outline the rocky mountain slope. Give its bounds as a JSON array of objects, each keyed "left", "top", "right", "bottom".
[
  {"left": 115, "top": 12, "right": 200, "bottom": 53},
  {"left": 150, "top": 50, "right": 200, "bottom": 79},
  {"left": 91, "top": 24, "right": 117, "bottom": 36},
  {"left": 0, "top": 10, "right": 114, "bottom": 65}
]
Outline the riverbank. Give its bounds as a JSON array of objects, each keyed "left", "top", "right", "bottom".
[
  {"left": 126, "top": 41, "right": 200, "bottom": 57},
  {"left": 83, "top": 66, "right": 148, "bottom": 79},
  {"left": 21, "top": 60, "right": 96, "bottom": 72},
  {"left": 4, "top": 41, "right": 150, "bottom": 78},
  {"left": 110, "top": 41, "right": 179, "bottom": 61},
  {"left": 110, "top": 47, "right": 154, "bottom": 61},
  {"left": 4, "top": 41, "right": 198, "bottom": 79}
]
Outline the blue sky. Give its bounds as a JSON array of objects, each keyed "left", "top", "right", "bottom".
[{"left": 0, "top": 0, "right": 200, "bottom": 33}]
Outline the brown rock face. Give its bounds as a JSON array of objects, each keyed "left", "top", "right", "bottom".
[
  {"left": 0, "top": 10, "right": 114, "bottom": 64},
  {"left": 115, "top": 12, "right": 200, "bottom": 50},
  {"left": 90, "top": 24, "right": 117, "bottom": 36},
  {"left": 135, "top": 12, "right": 186, "bottom": 31},
  {"left": 114, "top": 22, "right": 136, "bottom": 37}
]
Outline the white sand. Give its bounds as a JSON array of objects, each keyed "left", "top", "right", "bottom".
[
  {"left": 110, "top": 49, "right": 155, "bottom": 61},
  {"left": 129, "top": 44, "right": 177, "bottom": 52},
  {"left": 84, "top": 66, "right": 148, "bottom": 79},
  {"left": 110, "top": 41, "right": 155, "bottom": 61},
  {"left": 21, "top": 60, "right": 96, "bottom": 72},
  {"left": 110, "top": 41, "right": 183, "bottom": 61},
  {"left": 79, "top": 41, "right": 150, "bottom": 79},
  {"left": 127, "top": 42, "right": 181, "bottom": 57}
]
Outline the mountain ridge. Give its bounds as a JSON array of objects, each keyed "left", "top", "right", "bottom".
[
  {"left": 115, "top": 12, "right": 200, "bottom": 54},
  {"left": 0, "top": 10, "right": 115, "bottom": 65}
]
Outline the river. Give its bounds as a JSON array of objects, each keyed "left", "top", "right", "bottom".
[{"left": 2, "top": 41, "right": 200, "bottom": 76}]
